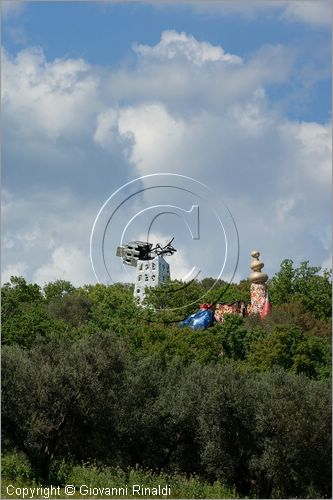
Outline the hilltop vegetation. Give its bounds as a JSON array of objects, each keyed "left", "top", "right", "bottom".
[{"left": 1, "top": 260, "right": 332, "bottom": 498}]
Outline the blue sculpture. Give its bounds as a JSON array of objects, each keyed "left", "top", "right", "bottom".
[{"left": 180, "top": 309, "right": 214, "bottom": 330}]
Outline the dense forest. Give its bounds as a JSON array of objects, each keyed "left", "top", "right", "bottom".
[{"left": 2, "top": 259, "right": 332, "bottom": 499}]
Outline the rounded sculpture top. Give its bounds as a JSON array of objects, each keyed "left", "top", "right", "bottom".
[{"left": 249, "top": 250, "right": 268, "bottom": 284}]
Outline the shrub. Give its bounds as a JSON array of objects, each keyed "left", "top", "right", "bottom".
[{"left": 1, "top": 451, "right": 32, "bottom": 482}]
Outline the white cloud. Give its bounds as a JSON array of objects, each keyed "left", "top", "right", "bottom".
[
  {"left": 94, "top": 108, "right": 120, "bottom": 148},
  {"left": 2, "top": 47, "right": 100, "bottom": 141},
  {"left": 2, "top": 30, "right": 331, "bottom": 287},
  {"left": 16, "top": 226, "right": 41, "bottom": 247},
  {"left": 33, "top": 245, "right": 95, "bottom": 286},
  {"left": 1, "top": 1, "right": 25, "bottom": 18},
  {"left": 3, "top": 234, "right": 15, "bottom": 250},
  {"left": 6, "top": 25, "right": 28, "bottom": 45},
  {"left": 286, "top": 121, "right": 331, "bottom": 187},
  {"left": 2, "top": 262, "right": 28, "bottom": 284},
  {"left": 105, "top": 41, "right": 293, "bottom": 115},
  {"left": 96, "top": 90, "right": 331, "bottom": 198},
  {"left": 275, "top": 196, "right": 300, "bottom": 225},
  {"left": 93, "top": 108, "right": 134, "bottom": 157},
  {"left": 321, "top": 255, "right": 332, "bottom": 271},
  {"left": 1, "top": 188, "right": 102, "bottom": 286},
  {"left": 118, "top": 104, "right": 187, "bottom": 175},
  {"left": 188, "top": 0, "right": 332, "bottom": 27},
  {"left": 282, "top": 1, "right": 332, "bottom": 26},
  {"left": 134, "top": 30, "right": 242, "bottom": 66},
  {"left": 93, "top": 88, "right": 331, "bottom": 279}
]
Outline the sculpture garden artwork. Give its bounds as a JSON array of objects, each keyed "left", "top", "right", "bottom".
[
  {"left": 117, "top": 240, "right": 271, "bottom": 322},
  {"left": 248, "top": 250, "right": 269, "bottom": 316},
  {"left": 116, "top": 238, "right": 177, "bottom": 302},
  {"left": 201, "top": 250, "right": 271, "bottom": 324}
]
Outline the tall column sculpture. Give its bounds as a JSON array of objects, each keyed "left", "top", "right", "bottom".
[
  {"left": 249, "top": 250, "right": 269, "bottom": 316},
  {"left": 134, "top": 255, "right": 170, "bottom": 303},
  {"left": 116, "top": 238, "right": 176, "bottom": 304}
]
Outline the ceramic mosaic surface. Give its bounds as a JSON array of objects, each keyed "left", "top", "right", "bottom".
[
  {"left": 214, "top": 301, "right": 247, "bottom": 322},
  {"left": 248, "top": 283, "right": 267, "bottom": 315}
]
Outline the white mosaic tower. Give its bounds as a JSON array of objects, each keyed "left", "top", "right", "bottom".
[
  {"left": 116, "top": 239, "right": 176, "bottom": 304},
  {"left": 134, "top": 255, "right": 170, "bottom": 303}
]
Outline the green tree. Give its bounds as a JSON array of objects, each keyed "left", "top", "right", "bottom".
[
  {"left": 2, "top": 301, "right": 70, "bottom": 348},
  {"left": 269, "top": 259, "right": 295, "bottom": 304},
  {"left": 2, "top": 333, "right": 131, "bottom": 480},
  {"left": 247, "top": 325, "right": 331, "bottom": 379},
  {"left": 144, "top": 279, "right": 206, "bottom": 321},
  {"left": 198, "top": 278, "right": 250, "bottom": 305},
  {"left": 139, "top": 324, "right": 223, "bottom": 363},
  {"left": 269, "top": 260, "right": 332, "bottom": 319},
  {"left": 198, "top": 366, "right": 331, "bottom": 498},
  {"left": 84, "top": 283, "right": 137, "bottom": 332},
  {"left": 248, "top": 325, "right": 304, "bottom": 371},
  {"left": 43, "top": 280, "right": 75, "bottom": 301},
  {"left": 1, "top": 276, "right": 71, "bottom": 347},
  {"left": 2, "top": 276, "right": 43, "bottom": 317},
  {"left": 249, "top": 302, "right": 332, "bottom": 340},
  {"left": 210, "top": 315, "right": 249, "bottom": 361},
  {"left": 248, "top": 370, "right": 331, "bottom": 498},
  {"left": 47, "top": 294, "right": 92, "bottom": 327},
  {"left": 292, "top": 335, "right": 331, "bottom": 380},
  {"left": 197, "top": 364, "right": 258, "bottom": 495}
]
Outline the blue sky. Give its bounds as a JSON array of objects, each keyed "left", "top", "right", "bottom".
[
  {"left": 2, "top": 1, "right": 332, "bottom": 286},
  {"left": 3, "top": 1, "right": 331, "bottom": 122}
]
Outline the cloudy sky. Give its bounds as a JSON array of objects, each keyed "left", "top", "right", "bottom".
[{"left": 2, "top": 0, "right": 332, "bottom": 287}]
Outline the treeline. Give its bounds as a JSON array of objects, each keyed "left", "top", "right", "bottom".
[
  {"left": 2, "top": 260, "right": 331, "bottom": 377},
  {"left": 2, "top": 334, "right": 331, "bottom": 498},
  {"left": 1, "top": 259, "right": 332, "bottom": 498}
]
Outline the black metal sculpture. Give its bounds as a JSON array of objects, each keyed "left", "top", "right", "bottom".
[
  {"left": 116, "top": 238, "right": 176, "bottom": 267},
  {"left": 149, "top": 237, "right": 177, "bottom": 257}
]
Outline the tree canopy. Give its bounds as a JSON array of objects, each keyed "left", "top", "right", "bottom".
[{"left": 1, "top": 259, "right": 332, "bottom": 498}]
